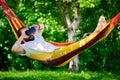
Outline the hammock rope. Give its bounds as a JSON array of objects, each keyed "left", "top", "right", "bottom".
[{"left": 0, "top": 0, "right": 120, "bottom": 67}]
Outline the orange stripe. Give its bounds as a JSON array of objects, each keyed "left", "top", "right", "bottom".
[
  {"left": 15, "top": 18, "right": 23, "bottom": 28},
  {"left": 13, "top": 18, "right": 23, "bottom": 30},
  {"left": 7, "top": 18, "right": 18, "bottom": 39},
  {"left": 17, "top": 17, "right": 25, "bottom": 28},
  {"left": 11, "top": 19, "right": 19, "bottom": 31}
]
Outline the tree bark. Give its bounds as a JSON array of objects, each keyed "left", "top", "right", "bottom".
[
  {"left": 55, "top": 0, "right": 81, "bottom": 72},
  {"left": 67, "top": 2, "right": 80, "bottom": 72}
]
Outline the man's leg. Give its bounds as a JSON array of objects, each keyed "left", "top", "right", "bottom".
[{"left": 82, "top": 16, "right": 107, "bottom": 38}]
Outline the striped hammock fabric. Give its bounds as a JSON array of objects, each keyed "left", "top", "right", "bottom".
[{"left": 0, "top": 0, "right": 120, "bottom": 67}]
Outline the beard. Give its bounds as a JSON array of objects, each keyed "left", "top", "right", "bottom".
[{"left": 24, "top": 35, "right": 35, "bottom": 42}]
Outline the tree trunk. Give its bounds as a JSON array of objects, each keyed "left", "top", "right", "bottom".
[
  {"left": 67, "top": 22, "right": 80, "bottom": 72},
  {"left": 66, "top": 2, "right": 81, "bottom": 72},
  {"left": 55, "top": 0, "right": 81, "bottom": 72},
  {"left": 69, "top": 55, "right": 79, "bottom": 71}
]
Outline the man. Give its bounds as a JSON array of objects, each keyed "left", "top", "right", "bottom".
[
  {"left": 11, "top": 16, "right": 106, "bottom": 56},
  {"left": 11, "top": 24, "right": 59, "bottom": 56}
]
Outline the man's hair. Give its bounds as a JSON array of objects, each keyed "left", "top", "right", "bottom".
[
  {"left": 17, "top": 27, "right": 26, "bottom": 37},
  {"left": 17, "top": 27, "right": 35, "bottom": 42}
]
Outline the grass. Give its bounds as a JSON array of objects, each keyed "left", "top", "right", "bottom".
[{"left": 0, "top": 70, "right": 120, "bottom": 80}]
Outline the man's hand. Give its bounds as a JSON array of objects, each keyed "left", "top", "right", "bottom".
[
  {"left": 20, "top": 28, "right": 29, "bottom": 38},
  {"left": 31, "top": 24, "right": 44, "bottom": 35}
]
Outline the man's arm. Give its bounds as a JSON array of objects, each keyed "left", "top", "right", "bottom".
[
  {"left": 11, "top": 28, "right": 28, "bottom": 54},
  {"left": 38, "top": 24, "right": 44, "bottom": 34},
  {"left": 11, "top": 36, "right": 25, "bottom": 54}
]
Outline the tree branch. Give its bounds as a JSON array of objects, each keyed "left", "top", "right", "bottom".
[
  {"left": 65, "top": 2, "right": 72, "bottom": 28},
  {"left": 55, "top": 0, "right": 67, "bottom": 27},
  {"left": 72, "top": 2, "right": 81, "bottom": 29}
]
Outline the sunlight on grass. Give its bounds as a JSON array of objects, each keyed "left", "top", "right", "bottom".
[{"left": 0, "top": 70, "right": 119, "bottom": 80}]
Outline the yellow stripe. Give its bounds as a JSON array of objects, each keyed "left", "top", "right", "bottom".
[
  {"left": 7, "top": 18, "right": 18, "bottom": 39},
  {"left": 14, "top": 18, "right": 23, "bottom": 29},
  {"left": 28, "top": 53, "right": 53, "bottom": 60},
  {"left": 11, "top": 19, "right": 19, "bottom": 31}
]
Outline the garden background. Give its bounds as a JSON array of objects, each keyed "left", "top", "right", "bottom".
[{"left": 0, "top": 0, "right": 120, "bottom": 80}]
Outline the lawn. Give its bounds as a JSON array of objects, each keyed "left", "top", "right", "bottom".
[{"left": 0, "top": 70, "right": 119, "bottom": 80}]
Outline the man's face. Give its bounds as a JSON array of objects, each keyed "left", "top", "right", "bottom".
[{"left": 21, "top": 27, "right": 35, "bottom": 42}]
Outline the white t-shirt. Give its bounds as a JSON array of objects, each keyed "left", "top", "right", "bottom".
[{"left": 21, "top": 33, "right": 59, "bottom": 56}]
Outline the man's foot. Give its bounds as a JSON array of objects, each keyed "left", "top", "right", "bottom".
[{"left": 94, "top": 16, "right": 107, "bottom": 32}]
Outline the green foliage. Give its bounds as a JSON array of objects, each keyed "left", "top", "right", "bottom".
[
  {"left": 78, "top": 0, "right": 120, "bottom": 73},
  {"left": 0, "top": 0, "right": 120, "bottom": 73},
  {"left": 0, "top": 0, "right": 67, "bottom": 71},
  {"left": 78, "top": 0, "right": 101, "bottom": 8}
]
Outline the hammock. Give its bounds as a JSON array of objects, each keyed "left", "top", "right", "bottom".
[{"left": 0, "top": 0, "right": 120, "bottom": 67}]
